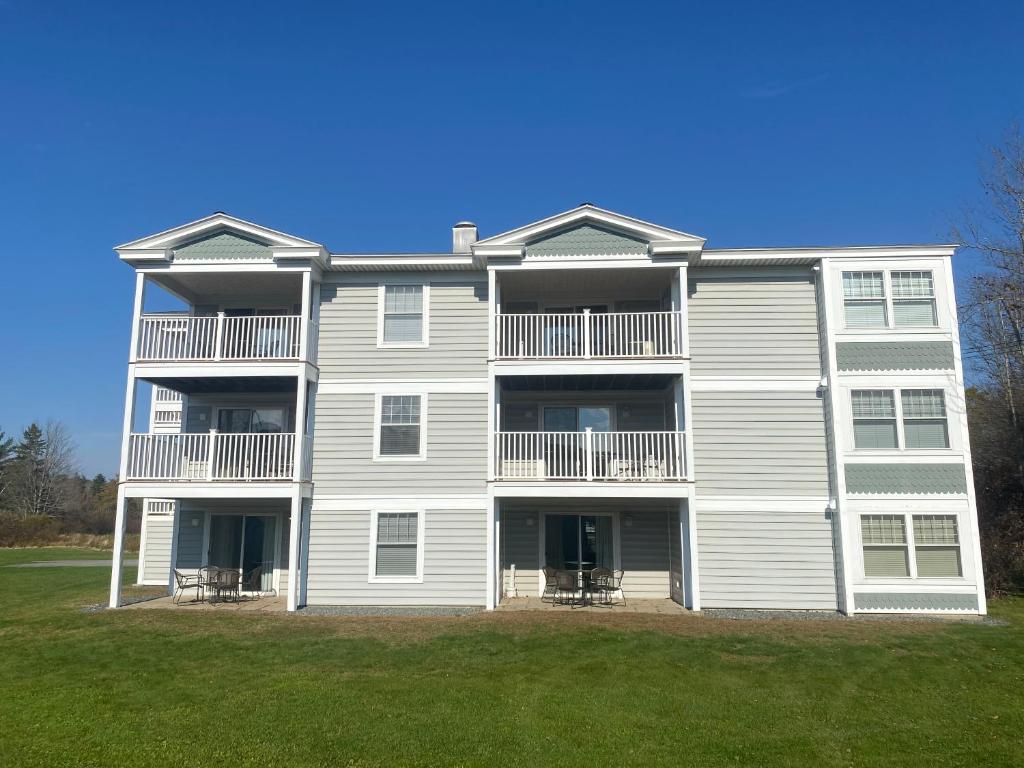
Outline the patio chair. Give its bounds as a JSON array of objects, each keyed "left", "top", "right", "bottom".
[
  {"left": 553, "top": 570, "right": 579, "bottom": 607},
  {"left": 589, "top": 567, "right": 613, "bottom": 606},
  {"left": 606, "top": 570, "right": 626, "bottom": 606},
  {"left": 243, "top": 565, "right": 264, "bottom": 597},
  {"left": 213, "top": 569, "right": 241, "bottom": 603},
  {"left": 541, "top": 566, "right": 558, "bottom": 602},
  {"left": 172, "top": 570, "right": 202, "bottom": 605},
  {"left": 198, "top": 566, "right": 220, "bottom": 602}
]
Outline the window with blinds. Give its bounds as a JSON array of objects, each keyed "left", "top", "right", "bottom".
[
  {"left": 851, "top": 390, "right": 898, "bottom": 449},
  {"left": 891, "top": 271, "right": 938, "bottom": 327},
  {"left": 901, "top": 390, "right": 949, "bottom": 449},
  {"left": 861, "top": 514, "right": 963, "bottom": 579},
  {"left": 379, "top": 395, "right": 422, "bottom": 456},
  {"left": 382, "top": 284, "right": 425, "bottom": 344},
  {"left": 861, "top": 515, "right": 910, "bottom": 577},
  {"left": 843, "top": 271, "right": 887, "bottom": 328},
  {"left": 374, "top": 512, "right": 419, "bottom": 578}
]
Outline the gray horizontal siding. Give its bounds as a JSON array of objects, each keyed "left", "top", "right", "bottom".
[
  {"left": 141, "top": 513, "right": 173, "bottom": 585},
  {"left": 305, "top": 506, "right": 487, "bottom": 606},
  {"left": 318, "top": 274, "right": 488, "bottom": 379},
  {"left": 312, "top": 392, "right": 488, "bottom": 495},
  {"left": 174, "top": 509, "right": 204, "bottom": 570},
  {"left": 698, "top": 508, "right": 838, "bottom": 610},
  {"left": 502, "top": 510, "right": 539, "bottom": 597},
  {"left": 669, "top": 507, "right": 684, "bottom": 605},
  {"left": 854, "top": 592, "right": 978, "bottom": 612},
  {"left": 836, "top": 341, "right": 955, "bottom": 372},
  {"left": 844, "top": 463, "right": 968, "bottom": 494},
  {"left": 688, "top": 269, "right": 822, "bottom": 376},
  {"left": 620, "top": 510, "right": 671, "bottom": 599},
  {"left": 691, "top": 391, "right": 830, "bottom": 496}
]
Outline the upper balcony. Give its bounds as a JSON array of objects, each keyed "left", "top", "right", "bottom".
[
  {"left": 493, "top": 266, "right": 687, "bottom": 364},
  {"left": 137, "top": 312, "right": 309, "bottom": 362}
]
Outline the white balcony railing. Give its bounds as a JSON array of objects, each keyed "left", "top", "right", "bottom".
[
  {"left": 154, "top": 387, "right": 183, "bottom": 403},
  {"left": 495, "top": 430, "right": 686, "bottom": 481},
  {"left": 152, "top": 409, "right": 182, "bottom": 425},
  {"left": 126, "top": 432, "right": 309, "bottom": 481},
  {"left": 495, "top": 311, "right": 683, "bottom": 359},
  {"left": 137, "top": 314, "right": 303, "bottom": 362}
]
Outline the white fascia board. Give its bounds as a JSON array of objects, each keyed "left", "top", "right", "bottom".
[
  {"left": 700, "top": 245, "right": 957, "bottom": 264},
  {"left": 492, "top": 360, "right": 684, "bottom": 376},
  {"left": 473, "top": 205, "right": 705, "bottom": 247},
  {"left": 490, "top": 258, "right": 689, "bottom": 271},
  {"left": 491, "top": 481, "right": 694, "bottom": 499},
  {"left": 472, "top": 245, "right": 525, "bottom": 259},
  {"left": 134, "top": 361, "right": 315, "bottom": 380},
  {"left": 115, "top": 213, "right": 322, "bottom": 251},
  {"left": 649, "top": 239, "right": 703, "bottom": 256},
  {"left": 117, "top": 247, "right": 173, "bottom": 265},
  {"left": 327, "top": 254, "right": 476, "bottom": 269},
  {"left": 273, "top": 246, "right": 329, "bottom": 267},
  {"left": 120, "top": 481, "right": 306, "bottom": 499}
]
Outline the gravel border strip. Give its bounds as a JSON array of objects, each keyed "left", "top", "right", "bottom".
[{"left": 702, "top": 608, "right": 1008, "bottom": 626}]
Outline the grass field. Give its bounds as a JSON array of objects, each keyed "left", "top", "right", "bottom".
[{"left": 0, "top": 547, "right": 1022, "bottom": 767}]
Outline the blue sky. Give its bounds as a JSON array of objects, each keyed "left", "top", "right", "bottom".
[{"left": 0, "top": 1, "right": 1021, "bottom": 476}]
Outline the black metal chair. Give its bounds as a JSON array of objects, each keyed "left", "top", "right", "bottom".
[
  {"left": 213, "top": 569, "right": 241, "bottom": 603},
  {"left": 589, "top": 567, "right": 613, "bottom": 606},
  {"left": 198, "top": 566, "right": 220, "bottom": 602},
  {"left": 606, "top": 569, "right": 626, "bottom": 605},
  {"left": 172, "top": 570, "right": 202, "bottom": 604},
  {"left": 541, "top": 566, "right": 558, "bottom": 602},
  {"left": 553, "top": 569, "right": 579, "bottom": 607},
  {"left": 243, "top": 565, "right": 264, "bottom": 597}
]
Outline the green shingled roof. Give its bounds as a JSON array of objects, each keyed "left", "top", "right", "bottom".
[
  {"left": 844, "top": 463, "right": 968, "bottom": 494},
  {"left": 525, "top": 224, "right": 647, "bottom": 257},
  {"left": 835, "top": 341, "right": 954, "bottom": 371}
]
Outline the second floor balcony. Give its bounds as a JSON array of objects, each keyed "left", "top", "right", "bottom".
[
  {"left": 125, "top": 432, "right": 312, "bottom": 482},
  {"left": 496, "top": 310, "right": 684, "bottom": 360},
  {"left": 137, "top": 313, "right": 315, "bottom": 363}
]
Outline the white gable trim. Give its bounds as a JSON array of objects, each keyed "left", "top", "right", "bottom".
[
  {"left": 472, "top": 204, "right": 706, "bottom": 251},
  {"left": 116, "top": 213, "right": 322, "bottom": 252}
]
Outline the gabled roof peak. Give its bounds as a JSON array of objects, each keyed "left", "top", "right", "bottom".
[{"left": 115, "top": 212, "right": 322, "bottom": 252}]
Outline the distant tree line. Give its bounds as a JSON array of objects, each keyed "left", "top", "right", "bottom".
[
  {"left": 957, "top": 125, "right": 1024, "bottom": 594},
  {"left": 0, "top": 421, "right": 138, "bottom": 546}
]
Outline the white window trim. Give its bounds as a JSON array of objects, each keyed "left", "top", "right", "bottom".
[
  {"left": 858, "top": 512, "right": 965, "bottom": 583},
  {"left": 377, "top": 281, "right": 430, "bottom": 349},
  {"left": 838, "top": 264, "right": 944, "bottom": 334},
  {"left": 368, "top": 508, "right": 425, "bottom": 583},
  {"left": 372, "top": 392, "right": 428, "bottom": 462},
  {"left": 849, "top": 387, "right": 951, "bottom": 453}
]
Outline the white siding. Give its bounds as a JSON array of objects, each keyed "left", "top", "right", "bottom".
[
  {"left": 688, "top": 268, "right": 822, "bottom": 377},
  {"left": 698, "top": 506, "right": 838, "bottom": 609},
  {"left": 691, "top": 391, "right": 830, "bottom": 496},
  {"left": 141, "top": 511, "right": 173, "bottom": 585},
  {"left": 305, "top": 505, "right": 487, "bottom": 606},
  {"left": 312, "top": 392, "right": 488, "bottom": 495}
]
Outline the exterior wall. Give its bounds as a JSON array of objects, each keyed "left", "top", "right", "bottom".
[
  {"left": 668, "top": 506, "right": 684, "bottom": 605},
  {"left": 175, "top": 508, "right": 205, "bottom": 571},
  {"left": 140, "top": 507, "right": 174, "bottom": 585},
  {"left": 305, "top": 503, "right": 487, "bottom": 606},
  {"left": 502, "top": 509, "right": 539, "bottom": 598},
  {"left": 311, "top": 392, "right": 488, "bottom": 495},
  {"left": 697, "top": 499, "right": 839, "bottom": 610},
  {"left": 619, "top": 510, "right": 671, "bottom": 598},
  {"left": 690, "top": 391, "right": 830, "bottom": 496},
  {"left": 317, "top": 273, "right": 488, "bottom": 379},
  {"left": 688, "top": 267, "right": 821, "bottom": 377}
]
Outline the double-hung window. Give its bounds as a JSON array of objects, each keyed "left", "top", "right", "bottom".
[
  {"left": 891, "top": 271, "right": 938, "bottom": 327},
  {"left": 376, "top": 395, "right": 425, "bottom": 459},
  {"left": 842, "top": 271, "right": 888, "bottom": 328},
  {"left": 842, "top": 270, "right": 939, "bottom": 329},
  {"left": 861, "top": 514, "right": 962, "bottom": 579},
  {"left": 851, "top": 389, "right": 950, "bottom": 450},
  {"left": 371, "top": 511, "right": 422, "bottom": 580},
  {"left": 379, "top": 283, "right": 428, "bottom": 346}
]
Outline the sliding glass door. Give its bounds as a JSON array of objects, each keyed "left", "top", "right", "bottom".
[
  {"left": 207, "top": 514, "right": 277, "bottom": 592},
  {"left": 544, "top": 515, "right": 613, "bottom": 571}
]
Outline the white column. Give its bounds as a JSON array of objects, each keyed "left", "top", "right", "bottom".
[
  {"left": 299, "top": 270, "right": 312, "bottom": 361},
  {"left": 287, "top": 488, "right": 302, "bottom": 611},
  {"left": 128, "top": 272, "right": 147, "bottom": 364},
  {"left": 682, "top": 498, "right": 701, "bottom": 610},
  {"left": 487, "top": 268, "right": 497, "bottom": 360},
  {"left": 108, "top": 485, "right": 129, "bottom": 608},
  {"left": 136, "top": 504, "right": 149, "bottom": 585},
  {"left": 293, "top": 377, "right": 308, "bottom": 481},
  {"left": 485, "top": 494, "right": 497, "bottom": 610},
  {"left": 167, "top": 501, "right": 180, "bottom": 596}
]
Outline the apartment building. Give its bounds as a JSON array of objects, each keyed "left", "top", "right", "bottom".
[{"left": 109, "top": 205, "right": 986, "bottom": 615}]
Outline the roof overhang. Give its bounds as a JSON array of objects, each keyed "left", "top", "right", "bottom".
[
  {"left": 695, "top": 244, "right": 958, "bottom": 268},
  {"left": 116, "top": 213, "right": 328, "bottom": 268}
]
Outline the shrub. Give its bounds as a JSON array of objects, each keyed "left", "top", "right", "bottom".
[{"left": 0, "top": 515, "right": 61, "bottom": 547}]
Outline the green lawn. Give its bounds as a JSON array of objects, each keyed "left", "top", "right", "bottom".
[{"left": 0, "top": 548, "right": 1021, "bottom": 767}]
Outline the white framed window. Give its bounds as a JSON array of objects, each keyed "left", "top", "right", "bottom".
[
  {"left": 368, "top": 510, "right": 424, "bottom": 582},
  {"left": 891, "top": 271, "right": 938, "bottom": 327},
  {"left": 841, "top": 269, "right": 939, "bottom": 330},
  {"left": 373, "top": 394, "right": 427, "bottom": 460},
  {"left": 860, "top": 514, "right": 962, "bottom": 579},
  {"left": 377, "top": 282, "right": 429, "bottom": 347},
  {"left": 842, "top": 271, "right": 888, "bottom": 328},
  {"left": 850, "top": 388, "right": 950, "bottom": 450}
]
